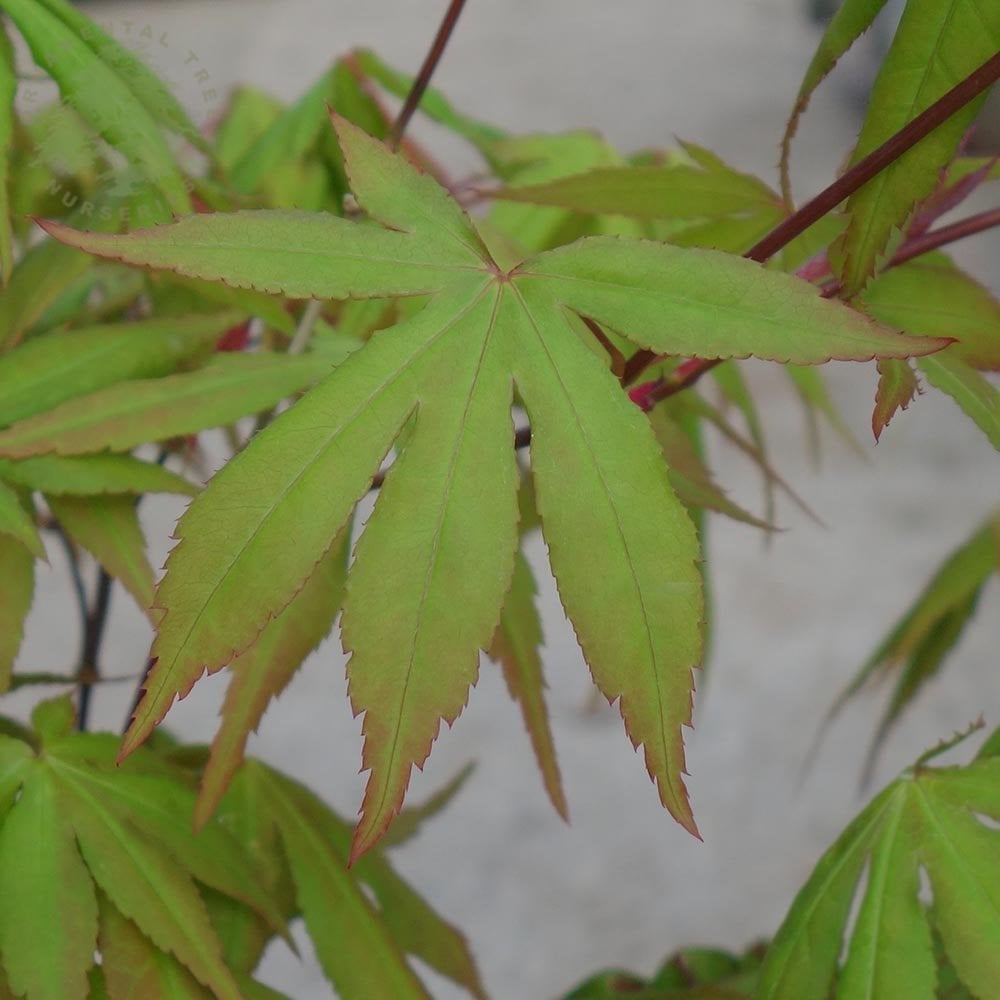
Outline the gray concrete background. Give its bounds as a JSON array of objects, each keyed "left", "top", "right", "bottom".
[{"left": 9, "top": 1, "right": 1000, "bottom": 997}]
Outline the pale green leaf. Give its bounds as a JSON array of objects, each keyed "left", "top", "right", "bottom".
[
  {"left": 836, "top": 793, "right": 936, "bottom": 1000},
  {"left": 0, "top": 533, "right": 35, "bottom": 691},
  {"left": 353, "top": 48, "right": 505, "bottom": 155},
  {"left": 0, "top": 237, "right": 93, "bottom": 350},
  {"left": 47, "top": 494, "right": 154, "bottom": 613},
  {"left": 51, "top": 765, "right": 241, "bottom": 1000},
  {"left": 784, "top": 364, "right": 865, "bottom": 460},
  {"left": 0, "top": 479, "right": 43, "bottom": 557},
  {"left": 0, "top": 455, "right": 196, "bottom": 496},
  {"left": 0, "top": 313, "right": 240, "bottom": 429},
  {"left": 493, "top": 162, "right": 780, "bottom": 221},
  {"left": 50, "top": 117, "right": 943, "bottom": 854},
  {"left": 195, "top": 535, "right": 348, "bottom": 827},
  {"left": 757, "top": 787, "right": 896, "bottom": 1000},
  {"left": 863, "top": 255, "right": 1000, "bottom": 371},
  {"left": 0, "top": 27, "right": 15, "bottom": 285},
  {"left": 918, "top": 353, "right": 1000, "bottom": 450},
  {"left": 52, "top": 756, "right": 287, "bottom": 942},
  {"left": 0, "top": 353, "right": 334, "bottom": 457},
  {"left": 0, "top": 764, "right": 98, "bottom": 1000},
  {"left": 872, "top": 358, "right": 919, "bottom": 440},
  {"left": 0, "top": 0, "right": 190, "bottom": 213},
  {"left": 380, "top": 763, "right": 474, "bottom": 848},
  {"left": 266, "top": 775, "right": 431, "bottom": 1000},
  {"left": 834, "top": 2, "right": 1000, "bottom": 296},
  {"left": 489, "top": 547, "right": 567, "bottom": 818},
  {"left": 279, "top": 769, "right": 486, "bottom": 998},
  {"left": 31, "top": 0, "right": 208, "bottom": 152},
  {"left": 99, "top": 897, "right": 213, "bottom": 1000},
  {"left": 780, "top": 0, "right": 889, "bottom": 202}
]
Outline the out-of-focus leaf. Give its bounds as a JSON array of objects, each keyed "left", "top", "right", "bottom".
[
  {"left": 352, "top": 48, "right": 506, "bottom": 156},
  {"left": 784, "top": 364, "right": 865, "bottom": 460},
  {"left": 0, "top": 479, "right": 42, "bottom": 557},
  {"left": 493, "top": 160, "right": 779, "bottom": 221},
  {"left": 779, "top": 0, "right": 889, "bottom": 202},
  {"left": 0, "top": 763, "right": 98, "bottom": 1000},
  {"left": 263, "top": 774, "right": 431, "bottom": 1000},
  {"left": 0, "top": 237, "right": 93, "bottom": 349},
  {"left": 379, "top": 763, "right": 474, "bottom": 849},
  {"left": 0, "top": 353, "right": 333, "bottom": 457},
  {"left": 650, "top": 408, "right": 770, "bottom": 529},
  {"left": 262, "top": 767, "right": 485, "bottom": 999},
  {"left": 99, "top": 896, "right": 213, "bottom": 1000},
  {"left": 31, "top": 0, "right": 208, "bottom": 153},
  {"left": 872, "top": 358, "right": 919, "bottom": 440},
  {"left": 0, "top": 535, "right": 34, "bottom": 692},
  {"left": 47, "top": 494, "right": 154, "bottom": 614},
  {"left": 831, "top": 511, "right": 997, "bottom": 719},
  {"left": 213, "top": 86, "right": 283, "bottom": 171},
  {"left": 0, "top": 312, "right": 240, "bottom": 428},
  {"left": 489, "top": 547, "right": 567, "bottom": 818},
  {"left": 50, "top": 763, "right": 242, "bottom": 1000},
  {"left": 0, "top": 0, "right": 190, "bottom": 214},
  {"left": 485, "top": 131, "right": 620, "bottom": 255},
  {"left": 195, "top": 535, "right": 349, "bottom": 827},
  {"left": 0, "top": 455, "right": 196, "bottom": 496},
  {"left": 833, "top": 3, "right": 1000, "bottom": 296},
  {"left": 0, "top": 27, "right": 15, "bottom": 285},
  {"left": 918, "top": 353, "right": 1000, "bottom": 450},
  {"left": 863, "top": 255, "right": 1000, "bottom": 371}
]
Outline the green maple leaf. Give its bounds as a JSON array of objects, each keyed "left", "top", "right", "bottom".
[
  {"left": 42, "top": 115, "right": 945, "bottom": 858},
  {"left": 758, "top": 746, "right": 1000, "bottom": 1000}
]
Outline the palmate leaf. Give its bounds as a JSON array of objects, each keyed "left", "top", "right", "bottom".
[
  {"left": 0, "top": 717, "right": 312, "bottom": 1000},
  {"left": 44, "top": 116, "right": 943, "bottom": 857},
  {"left": 833, "top": 1, "right": 1000, "bottom": 297},
  {"left": 758, "top": 752, "right": 1000, "bottom": 1000},
  {"left": 0, "top": 353, "right": 335, "bottom": 458}
]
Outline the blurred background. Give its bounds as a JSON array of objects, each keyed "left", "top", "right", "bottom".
[{"left": 10, "top": 1, "right": 1000, "bottom": 997}]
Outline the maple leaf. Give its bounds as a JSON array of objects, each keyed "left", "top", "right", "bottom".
[
  {"left": 41, "top": 115, "right": 946, "bottom": 859},
  {"left": 758, "top": 744, "right": 1000, "bottom": 1000}
]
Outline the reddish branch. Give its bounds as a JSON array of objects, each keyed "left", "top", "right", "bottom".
[
  {"left": 387, "top": 0, "right": 470, "bottom": 149},
  {"left": 621, "top": 50, "right": 1000, "bottom": 388}
]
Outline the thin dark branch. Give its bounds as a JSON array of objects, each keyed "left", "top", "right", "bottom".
[
  {"left": 52, "top": 525, "right": 89, "bottom": 628},
  {"left": 387, "top": 0, "right": 470, "bottom": 149},
  {"left": 622, "top": 49, "right": 1000, "bottom": 386},
  {"left": 77, "top": 568, "right": 113, "bottom": 732},
  {"left": 747, "top": 50, "right": 1000, "bottom": 263}
]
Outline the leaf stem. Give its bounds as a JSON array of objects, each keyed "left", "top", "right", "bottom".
[
  {"left": 622, "top": 49, "right": 1000, "bottom": 386},
  {"left": 387, "top": 0, "right": 470, "bottom": 149},
  {"left": 889, "top": 205, "right": 1000, "bottom": 267}
]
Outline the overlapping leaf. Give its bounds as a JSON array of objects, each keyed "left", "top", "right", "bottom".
[
  {"left": 0, "top": 454, "right": 196, "bottom": 496},
  {"left": 918, "top": 353, "right": 1000, "bottom": 450},
  {"left": 0, "top": 531, "right": 35, "bottom": 691},
  {"left": 833, "top": 1, "right": 1000, "bottom": 296},
  {"left": 0, "top": 26, "right": 15, "bottom": 285},
  {"left": 43, "top": 116, "right": 944, "bottom": 856},
  {"left": 0, "top": 313, "right": 240, "bottom": 429},
  {"left": 0, "top": 479, "right": 43, "bottom": 557},
  {"left": 872, "top": 358, "right": 919, "bottom": 440},
  {"left": 0, "top": 0, "right": 191, "bottom": 213},
  {"left": 0, "top": 353, "right": 334, "bottom": 458},
  {"left": 0, "top": 709, "right": 303, "bottom": 1000},
  {"left": 758, "top": 751, "right": 1000, "bottom": 1000}
]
